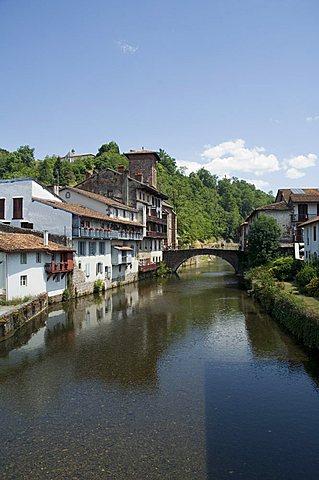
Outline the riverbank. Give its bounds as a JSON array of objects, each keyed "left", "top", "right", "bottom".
[
  {"left": 0, "top": 294, "right": 48, "bottom": 341},
  {"left": 247, "top": 273, "right": 319, "bottom": 349}
]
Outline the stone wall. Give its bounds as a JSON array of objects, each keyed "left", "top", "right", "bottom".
[{"left": 0, "top": 293, "right": 48, "bottom": 341}]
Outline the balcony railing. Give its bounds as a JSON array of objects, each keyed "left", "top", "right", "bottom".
[
  {"left": 292, "top": 213, "right": 318, "bottom": 223},
  {"left": 73, "top": 227, "right": 143, "bottom": 241},
  {"left": 146, "top": 215, "right": 167, "bottom": 226},
  {"left": 45, "top": 261, "right": 74, "bottom": 274},
  {"left": 139, "top": 262, "right": 160, "bottom": 272},
  {"left": 146, "top": 231, "right": 167, "bottom": 239}
]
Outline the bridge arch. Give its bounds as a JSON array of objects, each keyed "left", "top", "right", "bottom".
[{"left": 163, "top": 248, "right": 246, "bottom": 274}]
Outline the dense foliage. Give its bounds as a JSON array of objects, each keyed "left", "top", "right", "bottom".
[
  {"left": 247, "top": 215, "right": 281, "bottom": 266},
  {"left": 0, "top": 142, "right": 274, "bottom": 244},
  {"left": 245, "top": 257, "right": 319, "bottom": 348},
  {"left": 245, "top": 261, "right": 319, "bottom": 349}
]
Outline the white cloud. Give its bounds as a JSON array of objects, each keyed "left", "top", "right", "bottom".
[
  {"left": 286, "top": 168, "right": 305, "bottom": 179},
  {"left": 244, "top": 179, "right": 270, "bottom": 189},
  {"left": 306, "top": 116, "right": 319, "bottom": 122},
  {"left": 116, "top": 41, "right": 138, "bottom": 54},
  {"left": 200, "top": 139, "right": 280, "bottom": 176},
  {"left": 286, "top": 153, "right": 317, "bottom": 169}
]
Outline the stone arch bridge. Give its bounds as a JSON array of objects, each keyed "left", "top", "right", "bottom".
[{"left": 163, "top": 248, "right": 246, "bottom": 274}]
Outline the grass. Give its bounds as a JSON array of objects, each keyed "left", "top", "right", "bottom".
[
  {"left": 283, "top": 282, "right": 319, "bottom": 313},
  {"left": 0, "top": 296, "right": 32, "bottom": 307}
]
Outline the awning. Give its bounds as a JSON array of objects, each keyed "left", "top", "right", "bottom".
[{"left": 113, "top": 246, "right": 133, "bottom": 251}]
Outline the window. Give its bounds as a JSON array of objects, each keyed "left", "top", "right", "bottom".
[
  {"left": 65, "top": 192, "right": 71, "bottom": 199},
  {"left": 96, "top": 262, "right": 103, "bottom": 274},
  {"left": 79, "top": 241, "right": 86, "bottom": 256},
  {"left": 89, "top": 242, "right": 96, "bottom": 256},
  {"left": 114, "top": 208, "right": 118, "bottom": 216},
  {"left": 20, "top": 275, "right": 27, "bottom": 286},
  {"left": 105, "top": 266, "right": 110, "bottom": 280},
  {"left": 99, "top": 242, "right": 105, "bottom": 255},
  {"left": 85, "top": 263, "right": 91, "bottom": 277},
  {"left": 298, "top": 204, "right": 308, "bottom": 222},
  {"left": 314, "top": 226, "right": 317, "bottom": 242},
  {"left": 0, "top": 199, "right": 5, "bottom": 219},
  {"left": 20, "top": 253, "right": 27, "bottom": 264},
  {"left": 20, "top": 222, "right": 33, "bottom": 229},
  {"left": 36, "top": 253, "right": 41, "bottom": 263},
  {"left": 13, "top": 198, "right": 23, "bottom": 219}
]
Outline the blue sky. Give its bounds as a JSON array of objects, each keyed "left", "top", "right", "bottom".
[{"left": 1, "top": 0, "right": 319, "bottom": 192}]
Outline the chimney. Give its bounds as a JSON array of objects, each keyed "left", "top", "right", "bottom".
[
  {"left": 53, "top": 185, "right": 60, "bottom": 196},
  {"left": 43, "top": 230, "right": 49, "bottom": 246},
  {"left": 85, "top": 171, "right": 91, "bottom": 179},
  {"left": 117, "top": 164, "right": 126, "bottom": 174}
]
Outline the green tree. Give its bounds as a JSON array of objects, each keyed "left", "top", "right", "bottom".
[
  {"left": 247, "top": 215, "right": 281, "bottom": 267},
  {"left": 95, "top": 140, "right": 127, "bottom": 171}
]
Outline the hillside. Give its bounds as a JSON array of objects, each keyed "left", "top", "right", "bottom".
[{"left": 0, "top": 142, "right": 274, "bottom": 244}]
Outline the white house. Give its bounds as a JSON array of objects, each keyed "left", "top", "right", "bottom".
[
  {"left": 300, "top": 216, "right": 319, "bottom": 261},
  {"left": 0, "top": 232, "right": 74, "bottom": 301},
  {"left": 0, "top": 178, "right": 144, "bottom": 294}
]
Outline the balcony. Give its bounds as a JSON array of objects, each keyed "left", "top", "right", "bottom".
[
  {"left": 146, "top": 230, "right": 167, "bottom": 239},
  {"left": 139, "top": 262, "right": 160, "bottom": 272},
  {"left": 292, "top": 213, "right": 318, "bottom": 223},
  {"left": 45, "top": 261, "right": 74, "bottom": 275},
  {"left": 73, "top": 227, "right": 143, "bottom": 241},
  {"left": 146, "top": 215, "right": 167, "bottom": 226}
]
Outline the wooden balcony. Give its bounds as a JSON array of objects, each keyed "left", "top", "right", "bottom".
[
  {"left": 146, "top": 231, "right": 167, "bottom": 239},
  {"left": 45, "top": 260, "right": 74, "bottom": 275},
  {"left": 139, "top": 262, "right": 160, "bottom": 272},
  {"left": 146, "top": 215, "right": 167, "bottom": 226}
]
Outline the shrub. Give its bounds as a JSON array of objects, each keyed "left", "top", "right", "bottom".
[
  {"left": 296, "top": 264, "right": 317, "bottom": 293},
  {"left": 305, "top": 277, "right": 319, "bottom": 297},
  {"left": 62, "top": 289, "right": 71, "bottom": 302},
  {"left": 270, "top": 256, "right": 302, "bottom": 281},
  {"left": 93, "top": 279, "right": 105, "bottom": 293},
  {"left": 155, "top": 262, "right": 171, "bottom": 277}
]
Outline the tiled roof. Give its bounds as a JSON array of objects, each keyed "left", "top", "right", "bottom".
[
  {"left": 300, "top": 216, "right": 319, "bottom": 227},
  {"left": 0, "top": 233, "right": 73, "bottom": 253},
  {"left": 33, "top": 198, "right": 143, "bottom": 227},
  {"left": 60, "top": 186, "right": 137, "bottom": 211},
  {"left": 290, "top": 193, "right": 319, "bottom": 202},
  {"left": 76, "top": 168, "right": 168, "bottom": 199},
  {"left": 276, "top": 188, "right": 319, "bottom": 203},
  {"left": 256, "top": 201, "right": 291, "bottom": 211}
]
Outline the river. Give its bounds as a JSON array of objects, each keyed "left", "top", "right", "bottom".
[{"left": 1, "top": 259, "right": 319, "bottom": 480}]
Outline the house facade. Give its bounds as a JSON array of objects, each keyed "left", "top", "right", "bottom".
[
  {"left": 0, "top": 232, "right": 73, "bottom": 301},
  {"left": 75, "top": 150, "right": 171, "bottom": 271},
  {"left": 275, "top": 188, "right": 319, "bottom": 243},
  {"left": 0, "top": 178, "right": 143, "bottom": 296},
  {"left": 300, "top": 216, "right": 319, "bottom": 261},
  {"left": 239, "top": 201, "right": 293, "bottom": 251}
]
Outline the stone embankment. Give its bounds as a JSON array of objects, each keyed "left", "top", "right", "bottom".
[{"left": 0, "top": 294, "right": 48, "bottom": 341}]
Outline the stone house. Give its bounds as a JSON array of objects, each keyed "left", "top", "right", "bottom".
[
  {"left": 75, "top": 150, "right": 171, "bottom": 270},
  {"left": 240, "top": 201, "right": 293, "bottom": 251}
]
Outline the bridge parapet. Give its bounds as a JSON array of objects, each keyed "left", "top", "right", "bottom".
[{"left": 163, "top": 248, "right": 246, "bottom": 274}]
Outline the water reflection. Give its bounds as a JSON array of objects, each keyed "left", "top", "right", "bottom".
[{"left": 1, "top": 260, "right": 319, "bottom": 479}]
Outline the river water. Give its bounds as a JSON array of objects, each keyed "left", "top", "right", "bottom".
[{"left": 1, "top": 260, "right": 319, "bottom": 480}]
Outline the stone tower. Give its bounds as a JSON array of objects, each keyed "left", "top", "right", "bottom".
[{"left": 124, "top": 150, "right": 160, "bottom": 189}]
